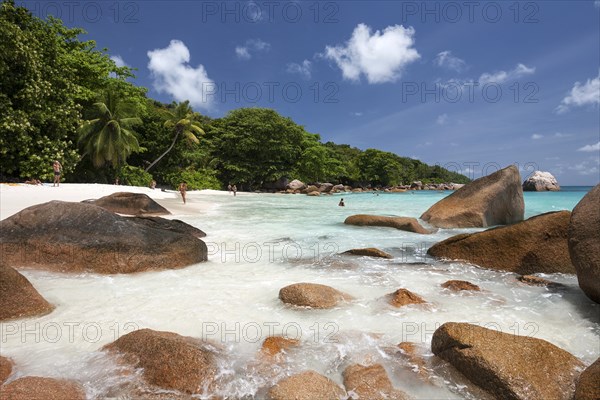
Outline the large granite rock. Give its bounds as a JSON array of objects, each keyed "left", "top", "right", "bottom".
[
  {"left": 84, "top": 192, "right": 170, "bottom": 215},
  {"left": 421, "top": 165, "right": 524, "bottom": 228},
  {"left": 103, "top": 329, "right": 219, "bottom": 395},
  {"left": 523, "top": 171, "right": 560, "bottom": 191},
  {"left": 432, "top": 322, "right": 584, "bottom": 399},
  {"left": 287, "top": 179, "right": 306, "bottom": 191},
  {"left": 130, "top": 216, "right": 206, "bottom": 238},
  {"left": 267, "top": 370, "right": 346, "bottom": 400},
  {"left": 319, "top": 183, "right": 334, "bottom": 193},
  {"left": 342, "top": 248, "right": 393, "bottom": 259},
  {"left": 0, "top": 264, "right": 54, "bottom": 321},
  {"left": 343, "top": 363, "right": 410, "bottom": 400},
  {"left": 279, "top": 283, "right": 352, "bottom": 309},
  {"left": 568, "top": 184, "right": 600, "bottom": 303},
  {"left": 0, "top": 376, "right": 86, "bottom": 400},
  {"left": 0, "top": 356, "right": 12, "bottom": 385},
  {"left": 344, "top": 214, "right": 433, "bottom": 234},
  {"left": 574, "top": 358, "right": 600, "bottom": 400},
  {"left": 0, "top": 201, "right": 207, "bottom": 274},
  {"left": 428, "top": 211, "right": 574, "bottom": 274}
]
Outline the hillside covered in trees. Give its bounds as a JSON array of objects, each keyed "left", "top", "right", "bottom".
[{"left": 0, "top": 1, "right": 470, "bottom": 190}]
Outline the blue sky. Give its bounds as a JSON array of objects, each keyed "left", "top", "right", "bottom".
[{"left": 22, "top": 0, "right": 600, "bottom": 184}]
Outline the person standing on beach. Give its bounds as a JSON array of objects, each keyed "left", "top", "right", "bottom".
[
  {"left": 179, "top": 181, "right": 188, "bottom": 204},
  {"left": 232, "top": 184, "right": 237, "bottom": 196},
  {"left": 52, "top": 160, "right": 62, "bottom": 187},
  {"left": 227, "top": 183, "right": 232, "bottom": 193}
]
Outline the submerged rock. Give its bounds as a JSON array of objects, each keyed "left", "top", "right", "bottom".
[
  {"left": 432, "top": 322, "right": 584, "bottom": 399},
  {"left": 103, "top": 329, "right": 219, "bottom": 395},
  {"left": 261, "top": 336, "right": 300, "bottom": 357},
  {"left": 421, "top": 165, "right": 524, "bottom": 228},
  {"left": 0, "top": 264, "right": 54, "bottom": 321},
  {"left": 517, "top": 275, "right": 562, "bottom": 288},
  {"left": 574, "top": 357, "right": 600, "bottom": 400},
  {"left": 0, "top": 377, "right": 86, "bottom": 400},
  {"left": 387, "top": 288, "right": 426, "bottom": 307},
  {"left": 0, "top": 356, "right": 12, "bottom": 385},
  {"left": 342, "top": 248, "right": 393, "bottom": 259},
  {"left": 343, "top": 363, "right": 410, "bottom": 400},
  {"left": 84, "top": 192, "right": 170, "bottom": 215},
  {"left": 0, "top": 201, "right": 207, "bottom": 274},
  {"left": 279, "top": 283, "right": 352, "bottom": 309},
  {"left": 441, "top": 280, "right": 481, "bottom": 292},
  {"left": 522, "top": 171, "right": 560, "bottom": 191},
  {"left": 267, "top": 370, "right": 346, "bottom": 400},
  {"left": 428, "top": 211, "right": 574, "bottom": 275},
  {"left": 344, "top": 214, "right": 433, "bottom": 234},
  {"left": 568, "top": 184, "right": 600, "bottom": 303}
]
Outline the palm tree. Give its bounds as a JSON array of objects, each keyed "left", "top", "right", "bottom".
[
  {"left": 145, "top": 101, "right": 204, "bottom": 172},
  {"left": 78, "top": 90, "right": 142, "bottom": 168}
]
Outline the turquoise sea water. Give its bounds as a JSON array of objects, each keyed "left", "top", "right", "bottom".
[{"left": 3, "top": 186, "right": 598, "bottom": 399}]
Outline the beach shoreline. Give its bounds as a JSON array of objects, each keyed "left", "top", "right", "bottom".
[{"left": 0, "top": 183, "right": 240, "bottom": 221}]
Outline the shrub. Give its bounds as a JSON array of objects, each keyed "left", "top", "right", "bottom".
[
  {"left": 118, "top": 165, "right": 153, "bottom": 187},
  {"left": 164, "top": 168, "right": 221, "bottom": 190}
]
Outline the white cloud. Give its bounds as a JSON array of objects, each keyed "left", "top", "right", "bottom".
[
  {"left": 568, "top": 160, "right": 599, "bottom": 176},
  {"left": 531, "top": 133, "right": 544, "bottom": 140},
  {"left": 554, "top": 132, "right": 572, "bottom": 138},
  {"left": 434, "top": 51, "right": 467, "bottom": 72},
  {"left": 436, "top": 113, "right": 448, "bottom": 125},
  {"left": 147, "top": 40, "right": 214, "bottom": 111},
  {"left": 323, "top": 23, "right": 420, "bottom": 84},
  {"left": 353, "top": 112, "right": 363, "bottom": 117},
  {"left": 479, "top": 63, "right": 535, "bottom": 84},
  {"left": 235, "top": 39, "right": 270, "bottom": 60},
  {"left": 286, "top": 60, "right": 312, "bottom": 79},
  {"left": 578, "top": 142, "right": 600, "bottom": 152},
  {"left": 556, "top": 72, "right": 600, "bottom": 114},
  {"left": 110, "top": 55, "right": 128, "bottom": 67},
  {"left": 595, "top": 0, "right": 600, "bottom": 8}
]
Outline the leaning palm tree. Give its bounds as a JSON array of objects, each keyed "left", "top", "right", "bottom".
[
  {"left": 78, "top": 90, "right": 142, "bottom": 168},
  {"left": 145, "top": 100, "right": 204, "bottom": 172}
]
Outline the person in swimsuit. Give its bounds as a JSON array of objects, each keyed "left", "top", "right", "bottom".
[
  {"left": 179, "top": 181, "right": 188, "bottom": 204},
  {"left": 52, "top": 160, "right": 62, "bottom": 187}
]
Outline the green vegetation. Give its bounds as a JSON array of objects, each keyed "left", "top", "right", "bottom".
[{"left": 0, "top": 0, "right": 470, "bottom": 189}]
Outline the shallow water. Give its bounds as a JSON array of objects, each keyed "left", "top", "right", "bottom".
[{"left": 1, "top": 188, "right": 598, "bottom": 398}]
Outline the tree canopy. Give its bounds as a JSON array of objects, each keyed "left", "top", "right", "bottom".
[{"left": 0, "top": 0, "right": 470, "bottom": 188}]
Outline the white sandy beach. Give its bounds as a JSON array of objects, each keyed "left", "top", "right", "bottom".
[{"left": 0, "top": 183, "right": 238, "bottom": 220}]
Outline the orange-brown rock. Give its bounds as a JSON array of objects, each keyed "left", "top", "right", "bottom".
[
  {"left": 84, "top": 192, "right": 170, "bottom": 215},
  {"left": 343, "top": 363, "right": 410, "bottom": 400},
  {"left": 397, "top": 342, "right": 428, "bottom": 378},
  {"left": 428, "top": 211, "right": 574, "bottom": 275},
  {"left": 0, "top": 201, "right": 207, "bottom": 274},
  {"left": 0, "top": 264, "right": 54, "bottom": 321},
  {"left": 574, "top": 357, "right": 600, "bottom": 400},
  {"left": 388, "top": 288, "right": 426, "bottom": 307},
  {"left": 103, "top": 329, "right": 219, "bottom": 394},
  {"left": 441, "top": 280, "right": 481, "bottom": 291},
  {"left": 279, "top": 283, "right": 352, "bottom": 309},
  {"left": 307, "top": 191, "right": 320, "bottom": 196},
  {"left": 568, "top": 184, "right": 600, "bottom": 303},
  {"left": 0, "top": 376, "right": 86, "bottom": 400},
  {"left": 261, "top": 336, "right": 300, "bottom": 357},
  {"left": 267, "top": 370, "right": 346, "bottom": 400},
  {"left": 342, "top": 248, "right": 393, "bottom": 259},
  {"left": 517, "top": 275, "right": 562, "bottom": 288},
  {"left": 0, "top": 356, "right": 12, "bottom": 385},
  {"left": 344, "top": 214, "right": 433, "bottom": 234},
  {"left": 421, "top": 165, "right": 524, "bottom": 228},
  {"left": 432, "top": 322, "right": 584, "bottom": 399}
]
